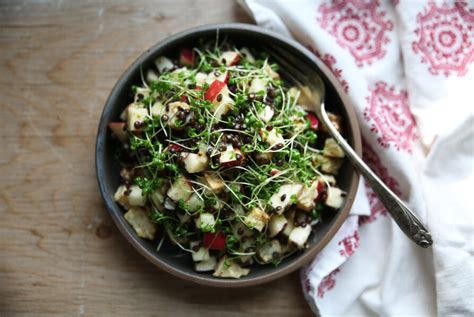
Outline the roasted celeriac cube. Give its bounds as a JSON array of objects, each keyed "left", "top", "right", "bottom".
[
  {"left": 124, "top": 207, "right": 157, "bottom": 240},
  {"left": 154, "top": 56, "right": 174, "bottom": 73},
  {"left": 128, "top": 185, "right": 146, "bottom": 207},
  {"left": 213, "top": 257, "right": 250, "bottom": 279},
  {"left": 150, "top": 101, "right": 165, "bottom": 117},
  {"left": 260, "top": 128, "right": 285, "bottom": 147},
  {"left": 325, "top": 187, "right": 346, "bottom": 209},
  {"left": 203, "top": 173, "right": 225, "bottom": 193},
  {"left": 249, "top": 77, "right": 267, "bottom": 94},
  {"left": 243, "top": 207, "right": 270, "bottom": 232},
  {"left": 196, "top": 213, "right": 216, "bottom": 231},
  {"left": 127, "top": 104, "right": 148, "bottom": 132},
  {"left": 323, "top": 138, "right": 345, "bottom": 158},
  {"left": 312, "top": 154, "right": 344, "bottom": 175},
  {"left": 185, "top": 193, "right": 204, "bottom": 212},
  {"left": 167, "top": 176, "right": 193, "bottom": 202},
  {"left": 269, "top": 184, "right": 303, "bottom": 213},
  {"left": 183, "top": 151, "right": 209, "bottom": 173},
  {"left": 258, "top": 105, "right": 274, "bottom": 123},
  {"left": 296, "top": 181, "right": 320, "bottom": 212},
  {"left": 195, "top": 256, "right": 217, "bottom": 272},
  {"left": 239, "top": 47, "right": 255, "bottom": 63},
  {"left": 190, "top": 241, "right": 210, "bottom": 262},
  {"left": 268, "top": 214, "right": 288, "bottom": 238},
  {"left": 256, "top": 239, "right": 282, "bottom": 263},
  {"left": 166, "top": 101, "right": 192, "bottom": 129},
  {"left": 114, "top": 185, "right": 131, "bottom": 209},
  {"left": 289, "top": 225, "right": 312, "bottom": 248}
]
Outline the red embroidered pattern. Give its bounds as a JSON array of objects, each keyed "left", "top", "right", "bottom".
[
  {"left": 307, "top": 45, "right": 350, "bottom": 93},
  {"left": 359, "top": 140, "right": 402, "bottom": 225},
  {"left": 364, "top": 81, "right": 418, "bottom": 153},
  {"left": 317, "top": 269, "right": 341, "bottom": 298},
  {"left": 338, "top": 230, "right": 360, "bottom": 257},
  {"left": 317, "top": 0, "right": 393, "bottom": 66},
  {"left": 307, "top": 45, "right": 349, "bottom": 94},
  {"left": 412, "top": 2, "right": 474, "bottom": 77}
]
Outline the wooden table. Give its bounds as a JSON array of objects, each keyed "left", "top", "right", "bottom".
[{"left": 0, "top": 1, "right": 313, "bottom": 315}]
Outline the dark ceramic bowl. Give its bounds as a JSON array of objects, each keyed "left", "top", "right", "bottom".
[{"left": 96, "top": 23, "right": 361, "bottom": 287}]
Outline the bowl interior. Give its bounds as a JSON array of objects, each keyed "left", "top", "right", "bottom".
[{"left": 96, "top": 24, "right": 360, "bottom": 287}]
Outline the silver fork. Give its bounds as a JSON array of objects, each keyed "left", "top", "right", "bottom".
[{"left": 266, "top": 45, "right": 433, "bottom": 248}]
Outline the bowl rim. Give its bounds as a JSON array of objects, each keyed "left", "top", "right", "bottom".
[{"left": 95, "top": 22, "right": 361, "bottom": 287}]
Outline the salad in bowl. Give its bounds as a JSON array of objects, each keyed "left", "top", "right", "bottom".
[{"left": 108, "top": 40, "right": 348, "bottom": 279}]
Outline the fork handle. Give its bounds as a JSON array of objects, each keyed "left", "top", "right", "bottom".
[{"left": 317, "top": 103, "right": 433, "bottom": 248}]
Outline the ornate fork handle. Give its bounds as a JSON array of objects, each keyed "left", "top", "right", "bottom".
[{"left": 318, "top": 104, "right": 433, "bottom": 248}]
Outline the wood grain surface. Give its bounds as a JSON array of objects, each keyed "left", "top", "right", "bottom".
[{"left": 0, "top": 1, "right": 314, "bottom": 316}]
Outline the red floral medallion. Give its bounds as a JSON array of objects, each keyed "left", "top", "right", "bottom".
[
  {"left": 338, "top": 230, "right": 360, "bottom": 257},
  {"left": 364, "top": 81, "right": 418, "bottom": 153},
  {"left": 359, "top": 140, "right": 401, "bottom": 225},
  {"left": 317, "top": 0, "right": 393, "bottom": 66},
  {"left": 412, "top": 2, "right": 474, "bottom": 77},
  {"left": 317, "top": 268, "right": 341, "bottom": 298}
]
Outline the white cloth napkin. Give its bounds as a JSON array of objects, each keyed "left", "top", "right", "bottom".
[{"left": 240, "top": 0, "right": 474, "bottom": 316}]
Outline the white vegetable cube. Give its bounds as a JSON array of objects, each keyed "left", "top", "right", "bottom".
[
  {"left": 240, "top": 47, "right": 255, "bottom": 63},
  {"left": 183, "top": 152, "right": 209, "bottom": 173},
  {"left": 325, "top": 187, "right": 346, "bottom": 209},
  {"left": 186, "top": 193, "right": 204, "bottom": 212},
  {"left": 108, "top": 122, "right": 128, "bottom": 143},
  {"left": 249, "top": 77, "right": 267, "bottom": 94},
  {"left": 154, "top": 56, "right": 174, "bottom": 73},
  {"left": 190, "top": 241, "right": 210, "bottom": 262},
  {"left": 323, "top": 138, "right": 345, "bottom": 158},
  {"left": 312, "top": 154, "right": 343, "bottom": 175},
  {"left": 213, "top": 257, "right": 250, "bottom": 279},
  {"left": 114, "top": 185, "right": 130, "bottom": 209},
  {"left": 219, "top": 144, "right": 243, "bottom": 166},
  {"left": 282, "top": 210, "right": 295, "bottom": 237},
  {"left": 269, "top": 184, "right": 303, "bottom": 213},
  {"left": 256, "top": 240, "right": 282, "bottom": 263},
  {"left": 260, "top": 128, "right": 285, "bottom": 147},
  {"left": 166, "top": 101, "right": 191, "bottom": 129},
  {"left": 243, "top": 207, "right": 270, "bottom": 232},
  {"left": 258, "top": 105, "right": 274, "bottom": 123},
  {"left": 195, "top": 256, "right": 217, "bottom": 272},
  {"left": 196, "top": 213, "right": 216, "bottom": 231},
  {"left": 220, "top": 51, "right": 240, "bottom": 66},
  {"left": 195, "top": 72, "right": 208, "bottom": 85},
  {"left": 150, "top": 101, "right": 165, "bottom": 117},
  {"left": 203, "top": 173, "right": 225, "bottom": 193},
  {"left": 289, "top": 225, "right": 312, "bottom": 248},
  {"left": 212, "top": 85, "right": 233, "bottom": 120},
  {"left": 150, "top": 190, "right": 165, "bottom": 207},
  {"left": 167, "top": 176, "right": 193, "bottom": 202},
  {"left": 319, "top": 174, "right": 337, "bottom": 186},
  {"left": 146, "top": 69, "right": 158, "bottom": 82},
  {"left": 206, "top": 71, "right": 228, "bottom": 84},
  {"left": 124, "top": 207, "right": 157, "bottom": 240},
  {"left": 268, "top": 214, "right": 288, "bottom": 238},
  {"left": 264, "top": 63, "right": 280, "bottom": 80},
  {"left": 127, "top": 104, "right": 148, "bottom": 131},
  {"left": 296, "top": 181, "right": 320, "bottom": 212},
  {"left": 128, "top": 185, "right": 146, "bottom": 207}
]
